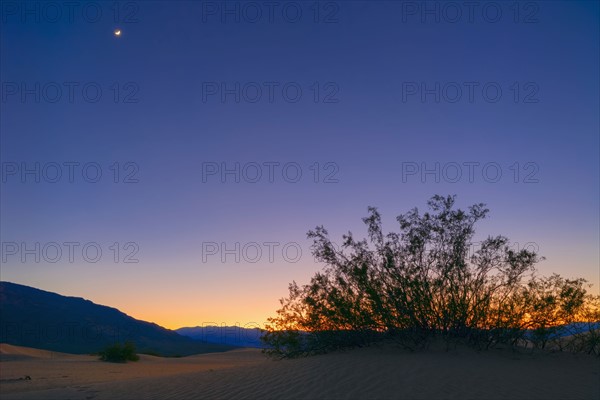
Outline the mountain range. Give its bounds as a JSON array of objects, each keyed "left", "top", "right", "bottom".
[
  {"left": 176, "top": 325, "right": 265, "bottom": 348},
  {"left": 0, "top": 281, "right": 235, "bottom": 356}
]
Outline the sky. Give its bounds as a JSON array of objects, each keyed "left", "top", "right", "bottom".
[{"left": 1, "top": 1, "right": 599, "bottom": 330}]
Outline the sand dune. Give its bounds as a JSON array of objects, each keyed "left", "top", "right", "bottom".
[
  {"left": 1, "top": 344, "right": 76, "bottom": 361},
  {"left": 1, "top": 343, "right": 598, "bottom": 399}
]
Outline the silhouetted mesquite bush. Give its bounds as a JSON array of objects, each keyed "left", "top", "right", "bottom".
[
  {"left": 261, "top": 195, "right": 600, "bottom": 357},
  {"left": 99, "top": 341, "right": 140, "bottom": 362}
]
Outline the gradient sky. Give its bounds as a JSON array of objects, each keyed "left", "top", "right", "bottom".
[{"left": 1, "top": 1, "right": 598, "bottom": 330}]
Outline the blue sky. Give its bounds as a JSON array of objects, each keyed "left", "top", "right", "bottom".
[{"left": 1, "top": 1, "right": 598, "bottom": 328}]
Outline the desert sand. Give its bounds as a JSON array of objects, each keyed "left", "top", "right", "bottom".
[{"left": 1, "top": 342, "right": 598, "bottom": 400}]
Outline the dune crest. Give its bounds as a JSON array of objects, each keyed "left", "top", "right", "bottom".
[{"left": 1, "top": 344, "right": 598, "bottom": 400}]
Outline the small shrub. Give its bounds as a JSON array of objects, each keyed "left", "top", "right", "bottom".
[{"left": 99, "top": 342, "right": 140, "bottom": 363}]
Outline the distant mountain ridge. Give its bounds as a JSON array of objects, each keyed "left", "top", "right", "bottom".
[
  {"left": 176, "top": 326, "right": 265, "bottom": 348},
  {"left": 0, "top": 281, "right": 235, "bottom": 356},
  {"left": 524, "top": 322, "right": 600, "bottom": 338}
]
